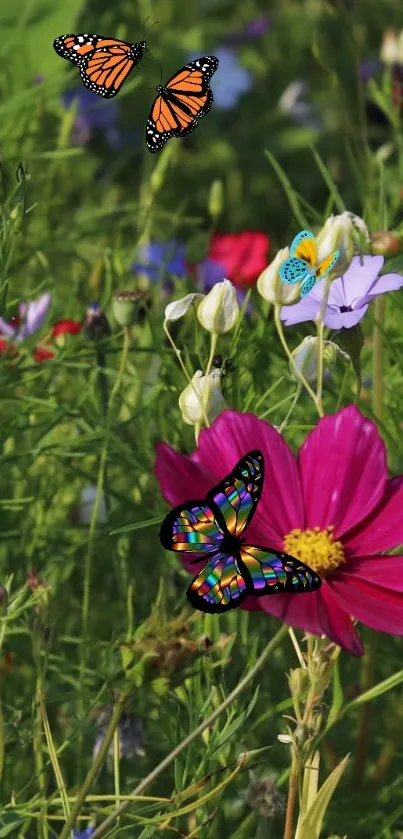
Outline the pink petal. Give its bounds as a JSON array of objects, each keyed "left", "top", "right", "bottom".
[
  {"left": 258, "top": 584, "right": 363, "bottom": 655},
  {"left": 334, "top": 554, "right": 403, "bottom": 591},
  {"left": 154, "top": 442, "right": 215, "bottom": 507},
  {"left": 298, "top": 406, "right": 387, "bottom": 537},
  {"left": 343, "top": 477, "right": 403, "bottom": 555},
  {"left": 330, "top": 573, "right": 403, "bottom": 635},
  {"left": 194, "top": 410, "right": 305, "bottom": 546}
]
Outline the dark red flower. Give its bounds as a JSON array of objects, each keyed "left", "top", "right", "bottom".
[{"left": 207, "top": 231, "right": 270, "bottom": 288}]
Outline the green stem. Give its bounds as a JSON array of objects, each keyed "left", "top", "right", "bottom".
[
  {"left": 284, "top": 751, "right": 299, "bottom": 839},
  {"left": 352, "top": 295, "right": 386, "bottom": 785},
  {"left": 90, "top": 624, "right": 289, "bottom": 839},
  {"left": 273, "top": 305, "right": 323, "bottom": 416},
  {"left": 316, "top": 318, "right": 324, "bottom": 414},
  {"left": 59, "top": 694, "right": 129, "bottom": 839},
  {"left": 77, "top": 327, "right": 131, "bottom": 775},
  {"left": 373, "top": 295, "right": 386, "bottom": 421},
  {"left": 163, "top": 320, "right": 210, "bottom": 429},
  {"left": 279, "top": 383, "right": 303, "bottom": 433}
]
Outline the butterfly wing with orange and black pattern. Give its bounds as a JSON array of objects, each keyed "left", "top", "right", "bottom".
[
  {"left": 146, "top": 56, "right": 219, "bottom": 152},
  {"left": 53, "top": 34, "right": 146, "bottom": 98}
]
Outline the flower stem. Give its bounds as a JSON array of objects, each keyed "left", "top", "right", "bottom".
[
  {"left": 316, "top": 317, "right": 324, "bottom": 414},
  {"left": 77, "top": 327, "right": 131, "bottom": 777},
  {"left": 273, "top": 305, "right": 323, "bottom": 416},
  {"left": 284, "top": 751, "right": 299, "bottom": 839},
  {"left": 373, "top": 295, "right": 386, "bottom": 421},
  {"left": 90, "top": 624, "right": 289, "bottom": 839},
  {"left": 352, "top": 295, "right": 386, "bottom": 785},
  {"left": 59, "top": 693, "right": 129, "bottom": 839},
  {"left": 163, "top": 321, "right": 210, "bottom": 429}
]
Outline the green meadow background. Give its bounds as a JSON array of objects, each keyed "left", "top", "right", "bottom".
[{"left": 1, "top": 0, "right": 403, "bottom": 836}]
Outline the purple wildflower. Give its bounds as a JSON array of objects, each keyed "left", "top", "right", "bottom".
[
  {"left": 225, "top": 15, "right": 271, "bottom": 45},
  {"left": 0, "top": 293, "right": 51, "bottom": 341},
  {"left": 73, "top": 830, "right": 94, "bottom": 839},
  {"left": 281, "top": 255, "right": 403, "bottom": 329}
]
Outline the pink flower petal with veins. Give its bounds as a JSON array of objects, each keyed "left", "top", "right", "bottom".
[
  {"left": 343, "top": 476, "right": 403, "bottom": 556},
  {"left": 298, "top": 406, "right": 387, "bottom": 537},
  {"left": 193, "top": 410, "right": 304, "bottom": 546}
]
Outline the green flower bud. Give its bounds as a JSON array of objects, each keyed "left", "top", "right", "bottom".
[
  {"left": 290, "top": 336, "right": 349, "bottom": 383},
  {"left": 208, "top": 179, "right": 224, "bottom": 222},
  {"left": 371, "top": 230, "right": 401, "bottom": 256},
  {"left": 113, "top": 290, "right": 149, "bottom": 327}
]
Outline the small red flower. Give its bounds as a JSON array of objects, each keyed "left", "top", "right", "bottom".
[
  {"left": 34, "top": 320, "right": 82, "bottom": 363},
  {"left": 155, "top": 406, "right": 403, "bottom": 656},
  {"left": 207, "top": 231, "right": 270, "bottom": 288}
]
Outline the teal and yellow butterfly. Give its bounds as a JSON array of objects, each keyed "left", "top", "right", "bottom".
[
  {"left": 279, "top": 230, "right": 340, "bottom": 297},
  {"left": 159, "top": 450, "right": 322, "bottom": 614}
]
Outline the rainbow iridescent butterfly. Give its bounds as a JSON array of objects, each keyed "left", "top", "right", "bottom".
[
  {"left": 279, "top": 229, "right": 340, "bottom": 297},
  {"left": 159, "top": 450, "right": 322, "bottom": 614}
]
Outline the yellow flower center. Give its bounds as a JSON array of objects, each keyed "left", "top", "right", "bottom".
[{"left": 283, "top": 526, "right": 346, "bottom": 577}]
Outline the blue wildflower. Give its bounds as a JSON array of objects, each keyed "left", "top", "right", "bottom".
[
  {"left": 62, "top": 88, "right": 121, "bottom": 147},
  {"left": 186, "top": 47, "right": 253, "bottom": 110},
  {"left": 73, "top": 830, "right": 94, "bottom": 839},
  {"left": 132, "top": 240, "right": 188, "bottom": 282}
]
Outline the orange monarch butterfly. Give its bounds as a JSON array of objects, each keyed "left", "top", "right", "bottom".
[
  {"left": 53, "top": 34, "right": 146, "bottom": 98},
  {"left": 146, "top": 56, "right": 219, "bottom": 153}
]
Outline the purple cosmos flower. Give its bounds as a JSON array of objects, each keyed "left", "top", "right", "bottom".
[
  {"left": 62, "top": 88, "right": 121, "bottom": 147},
  {"left": 186, "top": 47, "right": 253, "bottom": 110},
  {"left": 281, "top": 255, "right": 403, "bottom": 329},
  {"left": 132, "top": 240, "right": 188, "bottom": 282},
  {"left": 0, "top": 293, "right": 51, "bottom": 341}
]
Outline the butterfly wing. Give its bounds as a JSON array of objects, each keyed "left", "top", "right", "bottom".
[
  {"left": 315, "top": 250, "right": 340, "bottom": 281},
  {"left": 187, "top": 551, "right": 249, "bottom": 613},
  {"left": 290, "top": 230, "right": 317, "bottom": 268},
  {"left": 159, "top": 501, "right": 226, "bottom": 554},
  {"left": 146, "top": 56, "right": 219, "bottom": 153},
  {"left": 207, "top": 450, "right": 264, "bottom": 539},
  {"left": 239, "top": 545, "right": 322, "bottom": 595},
  {"left": 54, "top": 33, "right": 98, "bottom": 66},
  {"left": 300, "top": 249, "right": 340, "bottom": 298},
  {"left": 280, "top": 257, "right": 310, "bottom": 285},
  {"left": 54, "top": 35, "right": 145, "bottom": 98}
]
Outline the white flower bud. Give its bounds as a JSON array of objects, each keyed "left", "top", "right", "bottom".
[
  {"left": 380, "top": 29, "right": 400, "bottom": 64},
  {"left": 179, "top": 369, "right": 226, "bottom": 426},
  {"left": 316, "top": 212, "right": 370, "bottom": 275},
  {"left": 197, "top": 279, "right": 239, "bottom": 334},
  {"left": 290, "top": 336, "right": 349, "bottom": 383},
  {"left": 164, "top": 292, "right": 204, "bottom": 323},
  {"left": 257, "top": 247, "right": 300, "bottom": 305}
]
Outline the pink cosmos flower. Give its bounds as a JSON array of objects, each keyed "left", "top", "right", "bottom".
[{"left": 155, "top": 406, "right": 403, "bottom": 656}]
